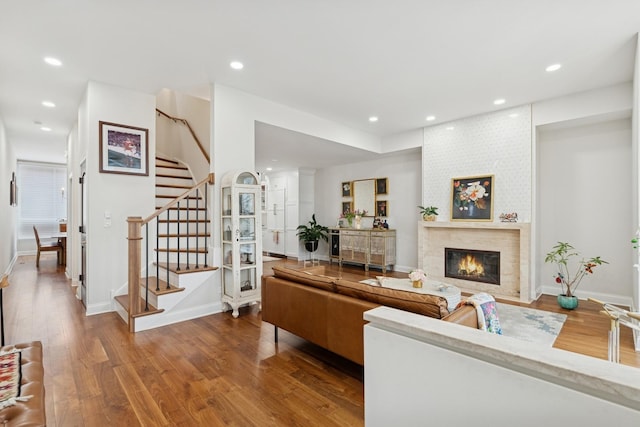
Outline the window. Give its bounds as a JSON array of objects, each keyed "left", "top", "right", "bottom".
[{"left": 17, "top": 161, "right": 67, "bottom": 240}]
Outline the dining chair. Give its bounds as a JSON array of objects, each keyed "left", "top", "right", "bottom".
[{"left": 33, "top": 226, "right": 62, "bottom": 267}]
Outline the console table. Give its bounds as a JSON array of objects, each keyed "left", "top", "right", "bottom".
[{"left": 332, "top": 228, "right": 396, "bottom": 272}]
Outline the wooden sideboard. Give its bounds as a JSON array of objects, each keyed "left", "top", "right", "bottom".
[{"left": 330, "top": 228, "right": 396, "bottom": 272}]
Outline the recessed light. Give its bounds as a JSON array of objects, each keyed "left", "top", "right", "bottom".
[
  {"left": 509, "top": 113, "right": 519, "bottom": 118},
  {"left": 266, "top": 167, "right": 273, "bottom": 171},
  {"left": 42, "top": 101, "right": 56, "bottom": 108},
  {"left": 369, "top": 116, "right": 379, "bottom": 122},
  {"left": 426, "top": 116, "right": 436, "bottom": 122},
  {"left": 545, "top": 63, "right": 562, "bottom": 72},
  {"left": 493, "top": 99, "right": 506, "bottom": 106},
  {"left": 230, "top": 61, "right": 244, "bottom": 70},
  {"left": 44, "top": 57, "right": 62, "bottom": 67},
  {"left": 41, "top": 127, "right": 52, "bottom": 132},
  {"left": 446, "top": 126, "right": 455, "bottom": 131}
]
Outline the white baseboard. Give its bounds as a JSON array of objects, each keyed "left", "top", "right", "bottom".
[
  {"left": 540, "top": 285, "right": 633, "bottom": 308},
  {"left": 86, "top": 301, "right": 113, "bottom": 316},
  {"left": 134, "top": 302, "right": 224, "bottom": 332}
]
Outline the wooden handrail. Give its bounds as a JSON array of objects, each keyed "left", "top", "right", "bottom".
[
  {"left": 143, "top": 173, "right": 214, "bottom": 224},
  {"left": 156, "top": 108, "right": 210, "bottom": 163}
]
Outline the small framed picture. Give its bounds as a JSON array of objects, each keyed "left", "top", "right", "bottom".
[
  {"left": 342, "top": 201, "right": 352, "bottom": 215},
  {"left": 9, "top": 172, "right": 17, "bottom": 207},
  {"left": 376, "top": 178, "right": 388, "bottom": 195},
  {"left": 342, "top": 181, "right": 352, "bottom": 197},
  {"left": 376, "top": 200, "right": 388, "bottom": 217},
  {"left": 451, "top": 175, "right": 494, "bottom": 221},
  {"left": 99, "top": 121, "right": 149, "bottom": 176}
]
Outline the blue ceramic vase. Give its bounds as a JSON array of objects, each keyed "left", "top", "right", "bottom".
[{"left": 557, "top": 294, "right": 579, "bottom": 310}]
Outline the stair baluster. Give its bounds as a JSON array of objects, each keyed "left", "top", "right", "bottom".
[
  {"left": 144, "top": 223, "right": 149, "bottom": 311},
  {"left": 155, "top": 219, "right": 160, "bottom": 291},
  {"left": 186, "top": 195, "right": 190, "bottom": 270},
  {"left": 166, "top": 209, "right": 170, "bottom": 289},
  {"left": 195, "top": 190, "right": 200, "bottom": 269},
  {"left": 176, "top": 201, "right": 181, "bottom": 271},
  {"left": 204, "top": 182, "right": 209, "bottom": 267}
]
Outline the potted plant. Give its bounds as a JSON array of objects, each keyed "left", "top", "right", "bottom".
[
  {"left": 418, "top": 205, "right": 438, "bottom": 221},
  {"left": 296, "top": 214, "right": 329, "bottom": 252},
  {"left": 544, "top": 241, "right": 608, "bottom": 309}
]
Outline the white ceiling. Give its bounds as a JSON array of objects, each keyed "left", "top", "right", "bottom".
[{"left": 1, "top": 1, "right": 639, "bottom": 169}]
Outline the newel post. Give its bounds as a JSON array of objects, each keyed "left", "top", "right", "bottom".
[{"left": 127, "top": 216, "right": 143, "bottom": 333}]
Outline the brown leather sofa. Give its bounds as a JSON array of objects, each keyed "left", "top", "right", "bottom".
[
  {"left": 0, "top": 341, "right": 46, "bottom": 427},
  {"left": 262, "top": 266, "right": 478, "bottom": 365}
]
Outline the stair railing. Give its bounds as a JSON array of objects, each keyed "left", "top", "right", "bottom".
[
  {"left": 156, "top": 108, "right": 210, "bottom": 163},
  {"left": 126, "top": 172, "right": 214, "bottom": 332}
]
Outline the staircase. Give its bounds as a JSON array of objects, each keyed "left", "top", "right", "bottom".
[{"left": 114, "top": 156, "right": 218, "bottom": 332}]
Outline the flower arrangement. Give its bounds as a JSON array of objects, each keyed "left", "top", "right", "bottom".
[
  {"left": 544, "top": 241, "right": 608, "bottom": 298},
  {"left": 453, "top": 179, "right": 490, "bottom": 210},
  {"left": 340, "top": 210, "right": 355, "bottom": 223},
  {"left": 340, "top": 209, "right": 367, "bottom": 223},
  {"left": 408, "top": 269, "right": 427, "bottom": 283}
]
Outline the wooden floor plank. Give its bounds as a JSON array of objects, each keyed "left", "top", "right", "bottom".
[{"left": 2, "top": 255, "right": 639, "bottom": 426}]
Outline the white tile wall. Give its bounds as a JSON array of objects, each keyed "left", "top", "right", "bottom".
[{"left": 423, "top": 105, "right": 532, "bottom": 222}]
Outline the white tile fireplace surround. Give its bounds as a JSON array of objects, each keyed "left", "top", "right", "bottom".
[{"left": 418, "top": 221, "right": 531, "bottom": 302}]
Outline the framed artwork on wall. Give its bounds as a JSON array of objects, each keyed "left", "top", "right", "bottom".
[
  {"left": 451, "top": 175, "right": 493, "bottom": 221},
  {"left": 342, "top": 201, "right": 353, "bottom": 215},
  {"left": 375, "top": 178, "right": 388, "bottom": 195},
  {"left": 376, "top": 200, "right": 388, "bottom": 217},
  {"left": 99, "top": 121, "right": 149, "bottom": 176},
  {"left": 342, "top": 181, "right": 352, "bottom": 197},
  {"left": 9, "top": 172, "right": 17, "bottom": 206}
]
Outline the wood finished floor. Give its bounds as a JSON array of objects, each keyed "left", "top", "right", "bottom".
[{"left": 4, "top": 254, "right": 640, "bottom": 426}]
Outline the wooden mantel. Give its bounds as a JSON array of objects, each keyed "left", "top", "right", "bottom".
[{"left": 418, "top": 221, "right": 532, "bottom": 302}]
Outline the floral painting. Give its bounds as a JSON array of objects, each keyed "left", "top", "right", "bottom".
[{"left": 451, "top": 175, "right": 493, "bottom": 221}]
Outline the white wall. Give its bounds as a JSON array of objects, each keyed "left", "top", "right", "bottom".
[
  {"left": 533, "top": 82, "right": 632, "bottom": 127},
  {"left": 381, "top": 128, "right": 422, "bottom": 153},
  {"left": 538, "top": 119, "right": 632, "bottom": 305},
  {"left": 532, "top": 83, "right": 634, "bottom": 303},
  {"left": 210, "top": 84, "right": 382, "bottom": 271},
  {"left": 633, "top": 34, "right": 640, "bottom": 349},
  {"left": 82, "top": 81, "right": 156, "bottom": 315},
  {"left": 315, "top": 149, "right": 421, "bottom": 271},
  {"left": 156, "top": 89, "right": 210, "bottom": 182},
  {"left": 66, "top": 125, "right": 79, "bottom": 283},
  {"left": 0, "top": 118, "right": 17, "bottom": 275}
]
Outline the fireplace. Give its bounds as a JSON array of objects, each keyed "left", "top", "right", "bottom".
[{"left": 444, "top": 248, "right": 500, "bottom": 285}]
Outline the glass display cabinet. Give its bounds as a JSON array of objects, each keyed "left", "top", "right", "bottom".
[{"left": 221, "top": 170, "right": 262, "bottom": 317}]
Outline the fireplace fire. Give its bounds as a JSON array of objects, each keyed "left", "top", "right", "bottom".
[{"left": 445, "top": 248, "right": 500, "bottom": 285}]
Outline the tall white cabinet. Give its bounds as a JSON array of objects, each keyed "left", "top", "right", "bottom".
[{"left": 221, "top": 170, "right": 262, "bottom": 318}]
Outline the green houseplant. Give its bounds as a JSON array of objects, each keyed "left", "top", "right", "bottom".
[
  {"left": 544, "top": 241, "right": 608, "bottom": 309},
  {"left": 418, "top": 205, "right": 438, "bottom": 221},
  {"left": 296, "top": 214, "right": 329, "bottom": 252}
]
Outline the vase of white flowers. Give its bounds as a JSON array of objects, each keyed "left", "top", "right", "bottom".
[{"left": 408, "top": 269, "right": 427, "bottom": 288}]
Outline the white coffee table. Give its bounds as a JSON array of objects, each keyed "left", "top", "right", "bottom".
[{"left": 376, "top": 277, "right": 461, "bottom": 312}]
